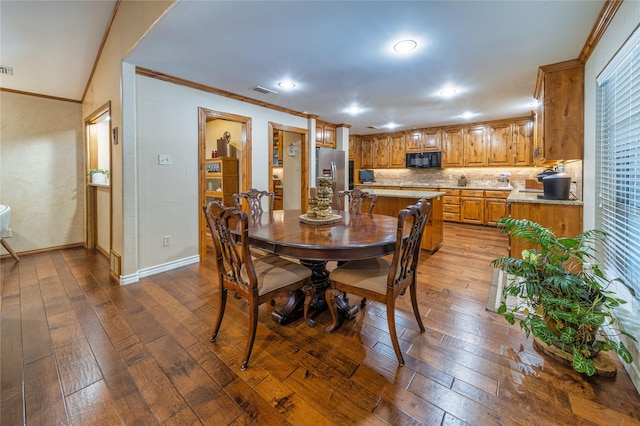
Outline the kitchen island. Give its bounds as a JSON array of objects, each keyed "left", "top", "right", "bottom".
[{"left": 357, "top": 188, "right": 445, "bottom": 252}]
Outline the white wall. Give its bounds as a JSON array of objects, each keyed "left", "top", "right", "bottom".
[
  {"left": 283, "top": 131, "right": 302, "bottom": 209},
  {"left": 132, "top": 74, "right": 308, "bottom": 272},
  {"left": 0, "top": 91, "right": 84, "bottom": 254},
  {"left": 584, "top": 3, "right": 640, "bottom": 230},
  {"left": 584, "top": 1, "right": 640, "bottom": 391}
]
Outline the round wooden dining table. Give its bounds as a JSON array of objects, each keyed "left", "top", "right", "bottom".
[{"left": 242, "top": 209, "right": 405, "bottom": 325}]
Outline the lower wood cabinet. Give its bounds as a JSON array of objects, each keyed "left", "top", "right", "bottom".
[
  {"left": 509, "top": 202, "right": 583, "bottom": 257},
  {"left": 484, "top": 190, "right": 510, "bottom": 226},
  {"left": 460, "top": 189, "right": 485, "bottom": 224},
  {"left": 441, "top": 189, "right": 461, "bottom": 222}
]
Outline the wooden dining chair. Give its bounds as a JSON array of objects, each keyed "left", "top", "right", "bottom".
[
  {"left": 336, "top": 188, "right": 377, "bottom": 214},
  {"left": 233, "top": 188, "right": 275, "bottom": 220},
  {"left": 325, "top": 198, "right": 431, "bottom": 365},
  {"left": 203, "top": 200, "right": 312, "bottom": 370}
]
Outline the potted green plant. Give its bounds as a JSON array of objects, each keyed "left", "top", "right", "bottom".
[
  {"left": 87, "top": 169, "right": 110, "bottom": 184},
  {"left": 492, "top": 217, "right": 636, "bottom": 376}
]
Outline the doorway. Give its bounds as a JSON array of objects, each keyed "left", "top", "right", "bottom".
[
  {"left": 198, "top": 107, "right": 252, "bottom": 260},
  {"left": 85, "top": 102, "right": 112, "bottom": 258},
  {"left": 269, "top": 122, "right": 309, "bottom": 211}
]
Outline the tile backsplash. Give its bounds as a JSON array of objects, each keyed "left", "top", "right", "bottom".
[{"left": 369, "top": 161, "right": 583, "bottom": 200}]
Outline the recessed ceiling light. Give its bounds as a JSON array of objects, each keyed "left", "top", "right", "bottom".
[
  {"left": 529, "top": 100, "right": 539, "bottom": 108},
  {"left": 461, "top": 111, "right": 474, "bottom": 119},
  {"left": 278, "top": 80, "right": 296, "bottom": 89},
  {"left": 385, "top": 122, "right": 399, "bottom": 129},
  {"left": 346, "top": 106, "right": 362, "bottom": 114},
  {"left": 393, "top": 39, "right": 417, "bottom": 53},
  {"left": 439, "top": 87, "right": 458, "bottom": 98}
]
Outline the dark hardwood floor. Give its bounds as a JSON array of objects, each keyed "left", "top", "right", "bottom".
[{"left": 2, "top": 222, "right": 639, "bottom": 425}]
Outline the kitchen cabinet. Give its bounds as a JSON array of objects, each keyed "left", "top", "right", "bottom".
[
  {"left": 348, "top": 135, "right": 359, "bottom": 161},
  {"left": 205, "top": 157, "right": 238, "bottom": 207},
  {"left": 509, "top": 201, "right": 583, "bottom": 257},
  {"left": 443, "top": 125, "right": 488, "bottom": 167},
  {"left": 486, "top": 119, "right": 533, "bottom": 166},
  {"left": 533, "top": 60, "right": 584, "bottom": 163},
  {"left": 316, "top": 121, "right": 336, "bottom": 148},
  {"left": 484, "top": 190, "right": 510, "bottom": 226},
  {"left": 442, "top": 128, "right": 464, "bottom": 167},
  {"left": 389, "top": 133, "right": 406, "bottom": 168},
  {"left": 460, "top": 189, "right": 485, "bottom": 224},
  {"left": 440, "top": 189, "right": 461, "bottom": 222},
  {"left": 406, "top": 128, "right": 441, "bottom": 152},
  {"left": 373, "top": 135, "right": 390, "bottom": 168},
  {"left": 512, "top": 119, "right": 533, "bottom": 166},
  {"left": 360, "top": 136, "right": 374, "bottom": 169},
  {"left": 487, "top": 123, "right": 511, "bottom": 166},
  {"left": 463, "top": 125, "right": 488, "bottom": 167}
]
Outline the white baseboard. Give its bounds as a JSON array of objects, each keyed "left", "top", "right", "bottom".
[{"left": 116, "top": 255, "right": 201, "bottom": 285}]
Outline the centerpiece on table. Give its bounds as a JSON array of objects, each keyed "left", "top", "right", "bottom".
[
  {"left": 300, "top": 176, "right": 342, "bottom": 225},
  {"left": 492, "top": 217, "right": 636, "bottom": 377}
]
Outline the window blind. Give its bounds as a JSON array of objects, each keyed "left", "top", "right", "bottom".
[{"left": 598, "top": 30, "right": 640, "bottom": 298}]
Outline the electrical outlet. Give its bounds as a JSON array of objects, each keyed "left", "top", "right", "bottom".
[
  {"left": 163, "top": 235, "right": 171, "bottom": 246},
  {"left": 158, "top": 154, "right": 172, "bottom": 165},
  {"left": 3, "top": 228, "right": 12, "bottom": 238}
]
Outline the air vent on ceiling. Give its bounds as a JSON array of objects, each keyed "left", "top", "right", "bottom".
[
  {"left": 251, "top": 86, "right": 278, "bottom": 95},
  {"left": 0, "top": 66, "right": 14, "bottom": 76},
  {"left": 367, "top": 125, "right": 380, "bottom": 129}
]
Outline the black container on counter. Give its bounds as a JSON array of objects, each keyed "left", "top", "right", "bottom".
[{"left": 541, "top": 172, "right": 571, "bottom": 200}]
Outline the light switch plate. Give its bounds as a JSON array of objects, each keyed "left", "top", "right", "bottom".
[{"left": 158, "top": 154, "right": 172, "bottom": 165}]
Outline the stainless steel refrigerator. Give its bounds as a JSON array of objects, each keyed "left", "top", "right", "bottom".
[{"left": 316, "top": 147, "right": 346, "bottom": 210}]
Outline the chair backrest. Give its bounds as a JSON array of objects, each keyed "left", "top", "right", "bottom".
[
  {"left": 233, "top": 188, "right": 275, "bottom": 220},
  {"left": 336, "top": 189, "right": 377, "bottom": 214},
  {"left": 388, "top": 199, "right": 431, "bottom": 293},
  {"left": 203, "top": 200, "right": 259, "bottom": 296}
]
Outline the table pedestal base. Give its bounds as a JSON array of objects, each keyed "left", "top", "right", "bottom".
[{"left": 271, "top": 259, "right": 354, "bottom": 326}]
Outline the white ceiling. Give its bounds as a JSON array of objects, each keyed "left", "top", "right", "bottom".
[{"left": 1, "top": 1, "right": 605, "bottom": 135}]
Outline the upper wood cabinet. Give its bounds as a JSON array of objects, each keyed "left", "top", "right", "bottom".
[
  {"left": 442, "top": 128, "right": 464, "bottom": 167},
  {"left": 406, "top": 128, "right": 441, "bottom": 152},
  {"left": 352, "top": 115, "right": 533, "bottom": 169},
  {"left": 360, "top": 136, "right": 374, "bottom": 169},
  {"left": 316, "top": 121, "right": 336, "bottom": 148},
  {"left": 463, "top": 125, "right": 487, "bottom": 166},
  {"left": 512, "top": 119, "right": 533, "bottom": 166},
  {"left": 487, "top": 123, "right": 512, "bottom": 166},
  {"left": 373, "top": 135, "right": 390, "bottom": 168},
  {"left": 486, "top": 118, "right": 533, "bottom": 166},
  {"left": 348, "top": 135, "right": 359, "bottom": 161},
  {"left": 389, "top": 133, "right": 406, "bottom": 167},
  {"left": 533, "top": 60, "right": 584, "bottom": 163}
]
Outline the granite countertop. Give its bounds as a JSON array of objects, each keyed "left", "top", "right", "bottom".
[
  {"left": 507, "top": 190, "right": 583, "bottom": 206},
  {"left": 355, "top": 183, "right": 583, "bottom": 205},
  {"left": 359, "top": 188, "right": 446, "bottom": 199},
  {"left": 356, "top": 183, "right": 511, "bottom": 191}
]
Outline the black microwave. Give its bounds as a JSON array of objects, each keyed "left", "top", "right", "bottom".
[{"left": 406, "top": 151, "right": 441, "bottom": 168}]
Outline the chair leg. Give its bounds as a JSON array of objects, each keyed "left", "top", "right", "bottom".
[
  {"left": 210, "top": 288, "right": 227, "bottom": 342},
  {"left": 386, "top": 300, "right": 405, "bottom": 365},
  {"left": 1, "top": 239, "right": 19, "bottom": 261},
  {"left": 409, "top": 282, "right": 425, "bottom": 332},
  {"left": 302, "top": 283, "right": 316, "bottom": 327},
  {"left": 324, "top": 287, "right": 340, "bottom": 332},
  {"left": 242, "top": 302, "right": 259, "bottom": 371}
]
